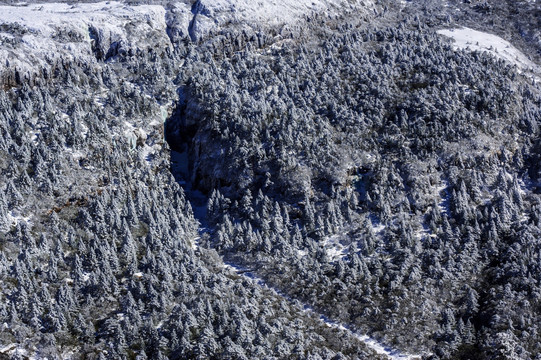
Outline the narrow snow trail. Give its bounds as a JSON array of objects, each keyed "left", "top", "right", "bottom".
[{"left": 221, "top": 262, "right": 423, "bottom": 360}]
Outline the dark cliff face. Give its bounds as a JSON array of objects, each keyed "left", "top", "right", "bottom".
[{"left": 1, "top": 0, "right": 541, "bottom": 359}]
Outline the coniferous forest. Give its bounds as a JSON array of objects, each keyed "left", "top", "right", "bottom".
[{"left": 0, "top": 0, "right": 541, "bottom": 359}]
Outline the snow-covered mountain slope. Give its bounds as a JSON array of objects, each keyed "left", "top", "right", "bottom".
[
  {"left": 0, "top": 1, "right": 388, "bottom": 359},
  {"left": 0, "top": 2, "right": 173, "bottom": 80},
  {"left": 3, "top": 1, "right": 541, "bottom": 359},
  {"left": 198, "top": 0, "right": 374, "bottom": 24},
  {"left": 187, "top": 0, "right": 374, "bottom": 40},
  {"left": 0, "top": 0, "right": 376, "bottom": 89},
  {"left": 438, "top": 27, "right": 541, "bottom": 82}
]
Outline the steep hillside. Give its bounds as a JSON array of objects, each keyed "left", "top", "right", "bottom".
[
  {"left": 0, "top": 1, "right": 386, "bottom": 359},
  {"left": 1, "top": 0, "right": 541, "bottom": 359}
]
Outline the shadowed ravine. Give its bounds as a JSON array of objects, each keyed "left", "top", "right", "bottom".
[{"left": 165, "top": 111, "right": 424, "bottom": 360}]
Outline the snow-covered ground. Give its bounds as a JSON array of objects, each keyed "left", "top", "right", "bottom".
[
  {"left": 0, "top": 1, "right": 172, "bottom": 78},
  {"left": 436, "top": 178, "right": 450, "bottom": 216},
  {"left": 190, "top": 236, "right": 201, "bottom": 250},
  {"left": 322, "top": 234, "right": 349, "bottom": 261},
  {"left": 296, "top": 248, "right": 308, "bottom": 258},
  {"left": 5, "top": 210, "right": 32, "bottom": 228},
  {"left": 371, "top": 215, "right": 386, "bottom": 235},
  {"left": 0, "top": 0, "right": 376, "bottom": 76},
  {"left": 0, "top": 345, "right": 29, "bottom": 360},
  {"left": 517, "top": 179, "right": 529, "bottom": 223},
  {"left": 437, "top": 27, "right": 540, "bottom": 82},
  {"left": 193, "top": 0, "right": 374, "bottom": 30},
  {"left": 359, "top": 334, "right": 422, "bottom": 360}
]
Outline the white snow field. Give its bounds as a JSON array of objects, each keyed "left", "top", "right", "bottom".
[
  {"left": 0, "top": 1, "right": 174, "bottom": 85},
  {"left": 437, "top": 27, "right": 540, "bottom": 82},
  {"left": 0, "top": 0, "right": 375, "bottom": 69},
  {"left": 0, "top": 2, "right": 168, "bottom": 38},
  {"left": 188, "top": 0, "right": 374, "bottom": 40}
]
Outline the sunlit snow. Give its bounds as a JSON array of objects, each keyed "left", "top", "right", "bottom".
[
  {"left": 437, "top": 27, "right": 540, "bottom": 82},
  {"left": 436, "top": 179, "right": 450, "bottom": 216},
  {"left": 5, "top": 210, "right": 32, "bottom": 227},
  {"left": 0, "top": 2, "right": 170, "bottom": 75},
  {"left": 322, "top": 234, "right": 348, "bottom": 261},
  {"left": 196, "top": 0, "right": 374, "bottom": 28}
]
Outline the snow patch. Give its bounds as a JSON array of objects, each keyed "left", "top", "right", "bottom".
[
  {"left": 437, "top": 27, "right": 540, "bottom": 82},
  {"left": 372, "top": 223, "right": 386, "bottom": 234},
  {"left": 0, "top": 345, "right": 29, "bottom": 359},
  {"left": 436, "top": 179, "right": 450, "bottom": 216},
  {"left": 0, "top": 344, "right": 16, "bottom": 354},
  {"left": 517, "top": 179, "right": 529, "bottom": 223},
  {"left": 190, "top": 236, "right": 200, "bottom": 250},
  {"left": 297, "top": 249, "right": 308, "bottom": 258},
  {"left": 359, "top": 335, "right": 422, "bottom": 359},
  {"left": 399, "top": 0, "right": 410, "bottom": 9},
  {"left": 68, "top": 149, "right": 85, "bottom": 160},
  {"left": 0, "top": 32, "right": 14, "bottom": 40},
  {"left": 149, "top": 104, "right": 171, "bottom": 127},
  {"left": 80, "top": 123, "right": 89, "bottom": 139},
  {"left": 414, "top": 227, "right": 429, "bottom": 240},
  {"left": 94, "top": 97, "right": 105, "bottom": 108},
  {"left": 140, "top": 144, "right": 157, "bottom": 166},
  {"left": 28, "top": 129, "right": 39, "bottom": 144},
  {"left": 322, "top": 234, "right": 348, "bottom": 261},
  {"left": 5, "top": 210, "right": 31, "bottom": 227}
]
